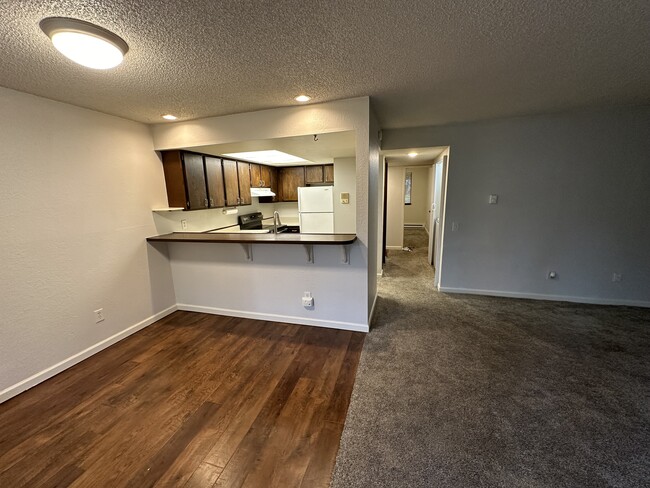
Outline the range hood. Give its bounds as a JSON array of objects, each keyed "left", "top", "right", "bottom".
[{"left": 250, "top": 187, "right": 276, "bottom": 198}]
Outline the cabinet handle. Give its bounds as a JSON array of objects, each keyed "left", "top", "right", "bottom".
[
  {"left": 204, "top": 198, "right": 208, "bottom": 207},
  {"left": 210, "top": 197, "right": 214, "bottom": 206},
  {"left": 186, "top": 201, "right": 190, "bottom": 208}
]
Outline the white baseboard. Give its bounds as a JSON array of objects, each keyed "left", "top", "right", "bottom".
[
  {"left": 0, "top": 305, "right": 178, "bottom": 404},
  {"left": 404, "top": 223, "right": 424, "bottom": 228},
  {"left": 439, "top": 287, "right": 650, "bottom": 308},
  {"left": 386, "top": 245, "right": 403, "bottom": 250},
  {"left": 178, "top": 304, "right": 369, "bottom": 333}
]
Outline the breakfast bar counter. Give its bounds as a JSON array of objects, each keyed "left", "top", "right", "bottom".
[
  {"left": 146, "top": 232, "right": 357, "bottom": 245},
  {"left": 147, "top": 232, "right": 357, "bottom": 263}
]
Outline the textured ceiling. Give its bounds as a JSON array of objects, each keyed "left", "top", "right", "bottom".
[{"left": 1, "top": 1, "right": 649, "bottom": 128}]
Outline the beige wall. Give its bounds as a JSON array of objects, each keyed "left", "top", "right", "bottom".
[
  {"left": 386, "top": 166, "right": 405, "bottom": 249},
  {"left": 404, "top": 166, "right": 431, "bottom": 226},
  {"left": 0, "top": 87, "right": 177, "bottom": 401}
]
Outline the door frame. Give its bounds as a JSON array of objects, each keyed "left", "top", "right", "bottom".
[
  {"left": 434, "top": 154, "right": 449, "bottom": 289},
  {"left": 382, "top": 158, "right": 388, "bottom": 265}
]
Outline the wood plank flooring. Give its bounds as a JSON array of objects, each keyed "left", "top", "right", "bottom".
[{"left": 0, "top": 311, "right": 364, "bottom": 488}]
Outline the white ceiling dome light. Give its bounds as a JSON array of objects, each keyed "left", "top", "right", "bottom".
[{"left": 40, "top": 17, "right": 128, "bottom": 70}]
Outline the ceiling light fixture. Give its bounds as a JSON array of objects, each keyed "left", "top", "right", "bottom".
[
  {"left": 162, "top": 114, "right": 178, "bottom": 120},
  {"left": 224, "top": 150, "right": 309, "bottom": 166},
  {"left": 408, "top": 152, "right": 418, "bottom": 158},
  {"left": 295, "top": 95, "right": 311, "bottom": 103},
  {"left": 40, "top": 17, "right": 129, "bottom": 70}
]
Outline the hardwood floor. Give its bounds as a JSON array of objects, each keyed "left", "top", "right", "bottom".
[{"left": 0, "top": 311, "right": 364, "bottom": 488}]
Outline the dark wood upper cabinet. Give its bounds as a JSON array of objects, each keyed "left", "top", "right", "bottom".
[
  {"left": 161, "top": 150, "right": 208, "bottom": 210},
  {"left": 184, "top": 153, "right": 208, "bottom": 210},
  {"left": 237, "top": 162, "right": 251, "bottom": 205},
  {"left": 204, "top": 156, "right": 225, "bottom": 208},
  {"left": 260, "top": 165, "right": 272, "bottom": 188},
  {"left": 324, "top": 164, "right": 334, "bottom": 183},
  {"left": 161, "top": 151, "right": 186, "bottom": 208},
  {"left": 305, "top": 165, "right": 324, "bottom": 184},
  {"left": 249, "top": 163, "right": 262, "bottom": 188},
  {"left": 222, "top": 159, "right": 240, "bottom": 206},
  {"left": 258, "top": 166, "right": 279, "bottom": 203},
  {"left": 304, "top": 164, "right": 334, "bottom": 185},
  {"left": 250, "top": 163, "right": 274, "bottom": 190},
  {"left": 161, "top": 151, "right": 320, "bottom": 209},
  {"left": 278, "top": 166, "right": 305, "bottom": 202}
]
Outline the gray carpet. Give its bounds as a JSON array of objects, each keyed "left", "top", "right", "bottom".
[{"left": 331, "top": 228, "right": 650, "bottom": 488}]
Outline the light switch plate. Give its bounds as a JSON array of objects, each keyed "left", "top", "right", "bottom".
[
  {"left": 489, "top": 194, "right": 498, "bottom": 204},
  {"left": 340, "top": 192, "right": 350, "bottom": 204}
]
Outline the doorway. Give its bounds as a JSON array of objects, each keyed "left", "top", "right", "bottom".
[{"left": 381, "top": 147, "right": 449, "bottom": 287}]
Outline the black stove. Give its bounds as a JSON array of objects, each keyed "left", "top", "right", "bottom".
[
  {"left": 238, "top": 212, "right": 271, "bottom": 230},
  {"left": 237, "top": 212, "right": 297, "bottom": 233}
]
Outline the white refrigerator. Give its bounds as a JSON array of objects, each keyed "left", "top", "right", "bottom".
[{"left": 298, "top": 186, "right": 334, "bottom": 233}]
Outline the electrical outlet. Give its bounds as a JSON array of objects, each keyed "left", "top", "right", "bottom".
[
  {"left": 489, "top": 194, "right": 498, "bottom": 204},
  {"left": 612, "top": 273, "right": 622, "bottom": 282},
  {"left": 181, "top": 219, "right": 188, "bottom": 230},
  {"left": 302, "top": 291, "right": 314, "bottom": 307},
  {"left": 94, "top": 308, "right": 105, "bottom": 323},
  {"left": 340, "top": 192, "right": 350, "bottom": 204}
]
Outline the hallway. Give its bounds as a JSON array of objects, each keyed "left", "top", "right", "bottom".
[{"left": 331, "top": 228, "right": 650, "bottom": 487}]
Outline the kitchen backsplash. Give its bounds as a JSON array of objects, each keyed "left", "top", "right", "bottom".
[{"left": 152, "top": 201, "right": 298, "bottom": 234}]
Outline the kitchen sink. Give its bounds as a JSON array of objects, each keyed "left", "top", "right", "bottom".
[{"left": 207, "top": 228, "right": 271, "bottom": 234}]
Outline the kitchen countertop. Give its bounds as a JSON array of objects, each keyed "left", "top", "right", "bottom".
[{"left": 146, "top": 232, "right": 357, "bottom": 245}]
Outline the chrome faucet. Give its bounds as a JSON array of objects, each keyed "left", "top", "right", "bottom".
[{"left": 273, "top": 211, "right": 281, "bottom": 233}]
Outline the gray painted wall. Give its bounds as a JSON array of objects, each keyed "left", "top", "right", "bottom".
[{"left": 383, "top": 106, "right": 650, "bottom": 306}]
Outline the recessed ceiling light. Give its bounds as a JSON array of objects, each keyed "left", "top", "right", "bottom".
[
  {"left": 224, "top": 150, "right": 309, "bottom": 166},
  {"left": 40, "top": 17, "right": 128, "bottom": 70},
  {"left": 295, "top": 95, "right": 311, "bottom": 103},
  {"left": 408, "top": 152, "right": 418, "bottom": 158},
  {"left": 162, "top": 114, "right": 178, "bottom": 120}
]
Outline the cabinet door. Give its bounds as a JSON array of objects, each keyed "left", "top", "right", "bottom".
[
  {"left": 205, "top": 156, "right": 225, "bottom": 208},
  {"left": 249, "top": 163, "right": 262, "bottom": 188},
  {"left": 161, "top": 150, "right": 188, "bottom": 209},
  {"left": 279, "top": 167, "right": 305, "bottom": 202},
  {"left": 258, "top": 166, "right": 278, "bottom": 203},
  {"left": 238, "top": 162, "right": 252, "bottom": 205},
  {"left": 305, "top": 165, "right": 324, "bottom": 184},
  {"left": 183, "top": 153, "right": 208, "bottom": 210},
  {"left": 324, "top": 164, "right": 334, "bottom": 183},
  {"left": 260, "top": 165, "right": 272, "bottom": 188},
  {"left": 268, "top": 166, "right": 278, "bottom": 199},
  {"left": 222, "top": 159, "right": 240, "bottom": 206}
]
